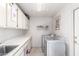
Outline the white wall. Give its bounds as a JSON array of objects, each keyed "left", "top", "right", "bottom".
[
  {"left": 53, "top": 3, "right": 79, "bottom": 56},
  {"left": 30, "top": 17, "right": 55, "bottom": 47},
  {"left": 0, "top": 28, "right": 27, "bottom": 43}
]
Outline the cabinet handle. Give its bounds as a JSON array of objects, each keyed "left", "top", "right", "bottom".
[{"left": 26, "top": 50, "right": 28, "bottom": 54}]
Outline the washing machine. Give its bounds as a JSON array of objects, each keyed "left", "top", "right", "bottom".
[{"left": 44, "top": 39, "right": 65, "bottom": 56}]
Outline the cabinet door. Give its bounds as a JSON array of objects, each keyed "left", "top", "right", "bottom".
[
  {"left": 27, "top": 38, "right": 32, "bottom": 50},
  {"left": 18, "top": 7, "right": 23, "bottom": 29},
  {"left": 7, "top": 3, "right": 18, "bottom": 28},
  {"left": 0, "top": 3, "right": 6, "bottom": 27},
  {"left": 20, "top": 52, "right": 25, "bottom": 56},
  {"left": 18, "top": 7, "right": 29, "bottom": 29},
  {"left": 23, "top": 14, "right": 29, "bottom": 29},
  {"left": 14, "top": 47, "right": 24, "bottom": 56},
  {"left": 25, "top": 17, "right": 29, "bottom": 29},
  {"left": 14, "top": 38, "right": 32, "bottom": 56},
  {"left": 22, "top": 14, "right": 26, "bottom": 29}
]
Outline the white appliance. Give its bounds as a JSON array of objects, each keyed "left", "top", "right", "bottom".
[
  {"left": 45, "top": 39, "right": 65, "bottom": 56},
  {"left": 42, "top": 35, "right": 65, "bottom": 56}
]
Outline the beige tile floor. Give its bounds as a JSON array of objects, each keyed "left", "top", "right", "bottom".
[{"left": 29, "top": 48, "right": 44, "bottom": 56}]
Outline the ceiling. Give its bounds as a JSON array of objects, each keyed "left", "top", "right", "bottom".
[{"left": 18, "top": 3, "right": 67, "bottom": 17}]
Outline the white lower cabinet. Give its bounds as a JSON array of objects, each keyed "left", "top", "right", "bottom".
[
  {"left": 24, "top": 38, "right": 32, "bottom": 56},
  {"left": 14, "top": 47, "right": 24, "bottom": 56},
  {"left": 20, "top": 52, "right": 25, "bottom": 56},
  {"left": 14, "top": 38, "right": 32, "bottom": 56}
]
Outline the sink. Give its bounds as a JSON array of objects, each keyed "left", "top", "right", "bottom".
[{"left": 0, "top": 45, "right": 18, "bottom": 56}]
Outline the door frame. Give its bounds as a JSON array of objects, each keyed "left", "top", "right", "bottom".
[{"left": 73, "top": 7, "right": 79, "bottom": 56}]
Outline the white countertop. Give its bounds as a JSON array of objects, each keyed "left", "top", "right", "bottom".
[{"left": 0, "top": 34, "right": 32, "bottom": 56}]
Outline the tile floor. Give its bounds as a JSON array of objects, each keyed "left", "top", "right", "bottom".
[{"left": 29, "top": 48, "right": 44, "bottom": 56}]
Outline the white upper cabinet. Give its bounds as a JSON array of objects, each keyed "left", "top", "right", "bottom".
[
  {"left": 0, "top": 3, "right": 6, "bottom": 28},
  {"left": 18, "top": 7, "right": 29, "bottom": 30},
  {"left": 7, "top": 3, "right": 18, "bottom": 28},
  {"left": 18, "top": 7, "right": 23, "bottom": 29},
  {"left": 22, "top": 13, "right": 27, "bottom": 29},
  {"left": 25, "top": 16, "right": 29, "bottom": 29},
  {"left": 0, "top": 3, "right": 29, "bottom": 29}
]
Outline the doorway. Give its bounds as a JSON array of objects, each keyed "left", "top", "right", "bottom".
[{"left": 73, "top": 7, "right": 79, "bottom": 56}]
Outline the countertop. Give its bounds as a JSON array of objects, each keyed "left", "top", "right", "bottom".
[{"left": 0, "top": 34, "right": 32, "bottom": 56}]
